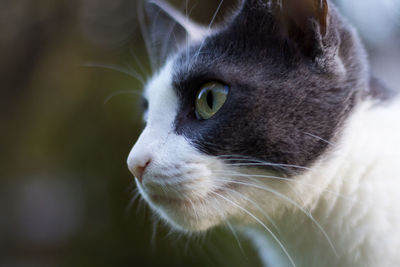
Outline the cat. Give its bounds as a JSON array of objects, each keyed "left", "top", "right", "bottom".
[{"left": 127, "top": 0, "right": 400, "bottom": 266}]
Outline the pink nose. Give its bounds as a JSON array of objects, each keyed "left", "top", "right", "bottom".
[{"left": 129, "top": 156, "right": 151, "bottom": 183}]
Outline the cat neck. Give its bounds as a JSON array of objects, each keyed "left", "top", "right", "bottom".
[{"left": 241, "top": 97, "right": 400, "bottom": 267}]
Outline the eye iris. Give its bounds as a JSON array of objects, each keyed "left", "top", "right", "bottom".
[{"left": 195, "top": 82, "right": 229, "bottom": 120}]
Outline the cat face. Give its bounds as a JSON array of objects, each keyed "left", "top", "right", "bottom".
[{"left": 127, "top": 0, "right": 368, "bottom": 232}]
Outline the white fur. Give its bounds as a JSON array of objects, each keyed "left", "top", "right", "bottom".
[
  {"left": 128, "top": 60, "right": 240, "bottom": 231},
  {"left": 129, "top": 61, "right": 400, "bottom": 266},
  {"left": 242, "top": 98, "right": 400, "bottom": 267},
  {"left": 128, "top": 4, "right": 400, "bottom": 266}
]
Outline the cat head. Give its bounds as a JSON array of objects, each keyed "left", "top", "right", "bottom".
[{"left": 127, "top": 0, "right": 369, "bottom": 232}]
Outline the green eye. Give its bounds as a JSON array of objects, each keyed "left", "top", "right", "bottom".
[{"left": 195, "top": 82, "right": 229, "bottom": 120}]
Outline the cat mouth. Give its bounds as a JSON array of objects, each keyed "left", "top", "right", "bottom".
[
  {"left": 141, "top": 182, "right": 243, "bottom": 231},
  {"left": 147, "top": 183, "right": 238, "bottom": 208},
  {"left": 149, "top": 194, "right": 192, "bottom": 206}
]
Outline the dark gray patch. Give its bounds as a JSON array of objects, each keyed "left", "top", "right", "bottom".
[{"left": 165, "top": 0, "right": 388, "bottom": 175}]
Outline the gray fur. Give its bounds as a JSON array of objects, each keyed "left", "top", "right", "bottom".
[
  {"left": 169, "top": 0, "right": 384, "bottom": 174},
  {"left": 144, "top": 0, "right": 396, "bottom": 174}
]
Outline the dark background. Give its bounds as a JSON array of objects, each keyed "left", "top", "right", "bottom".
[{"left": 1, "top": 0, "right": 399, "bottom": 266}]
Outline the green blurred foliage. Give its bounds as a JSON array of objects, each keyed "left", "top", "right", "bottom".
[{"left": 0, "top": 0, "right": 260, "bottom": 266}]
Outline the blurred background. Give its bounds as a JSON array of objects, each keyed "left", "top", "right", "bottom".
[{"left": 1, "top": 0, "right": 399, "bottom": 266}]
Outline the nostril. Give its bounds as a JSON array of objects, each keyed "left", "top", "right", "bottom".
[{"left": 131, "top": 157, "right": 151, "bottom": 183}]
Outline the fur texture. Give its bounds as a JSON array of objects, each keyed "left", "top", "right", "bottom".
[{"left": 127, "top": 0, "right": 400, "bottom": 266}]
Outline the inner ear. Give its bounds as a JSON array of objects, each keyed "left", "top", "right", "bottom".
[
  {"left": 140, "top": 0, "right": 207, "bottom": 69},
  {"left": 239, "top": 0, "right": 329, "bottom": 58},
  {"left": 274, "top": 0, "right": 329, "bottom": 57},
  {"left": 276, "top": 0, "right": 328, "bottom": 36},
  {"left": 148, "top": 0, "right": 208, "bottom": 41}
]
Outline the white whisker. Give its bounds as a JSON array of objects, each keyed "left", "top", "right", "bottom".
[
  {"left": 304, "top": 132, "right": 334, "bottom": 146},
  {"left": 227, "top": 162, "right": 311, "bottom": 171},
  {"left": 129, "top": 47, "right": 149, "bottom": 79},
  {"left": 225, "top": 221, "right": 248, "bottom": 259},
  {"left": 82, "top": 62, "right": 145, "bottom": 85},
  {"left": 213, "top": 170, "right": 352, "bottom": 200},
  {"left": 212, "top": 191, "right": 297, "bottom": 267},
  {"left": 104, "top": 90, "right": 141, "bottom": 105},
  {"left": 160, "top": 18, "right": 178, "bottom": 64},
  {"left": 138, "top": 0, "right": 155, "bottom": 71},
  {"left": 125, "top": 187, "right": 141, "bottom": 218},
  {"left": 151, "top": 220, "right": 159, "bottom": 245},
  {"left": 214, "top": 178, "right": 338, "bottom": 256},
  {"left": 211, "top": 153, "right": 312, "bottom": 171},
  {"left": 212, "top": 184, "right": 281, "bottom": 233},
  {"left": 193, "top": 0, "right": 224, "bottom": 61}
]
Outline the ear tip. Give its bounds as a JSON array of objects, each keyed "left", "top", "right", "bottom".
[
  {"left": 322, "top": 0, "right": 329, "bottom": 11},
  {"left": 147, "top": 0, "right": 161, "bottom": 6},
  {"left": 320, "top": 0, "right": 329, "bottom": 33},
  {"left": 146, "top": 0, "right": 168, "bottom": 9}
]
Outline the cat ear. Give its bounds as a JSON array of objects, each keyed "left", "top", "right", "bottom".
[
  {"left": 240, "top": 0, "right": 330, "bottom": 57},
  {"left": 275, "top": 0, "right": 329, "bottom": 36},
  {"left": 147, "top": 0, "right": 208, "bottom": 41},
  {"left": 140, "top": 0, "right": 208, "bottom": 69}
]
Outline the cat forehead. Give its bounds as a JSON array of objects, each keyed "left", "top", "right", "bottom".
[
  {"left": 170, "top": 26, "right": 295, "bottom": 89},
  {"left": 145, "top": 5, "right": 291, "bottom": 97},
  {"left": 144, "top": 60, "right": 174, "bottom": 100}
]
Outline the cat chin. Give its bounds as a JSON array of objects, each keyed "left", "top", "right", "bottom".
[
  {"left": 156, "top": 209, "right": 224, "bottom": 233},
  {"left": 136, "top": 181, "right": 237, "bottom": 232},
  {"left": 146, "top": 197, "right": 226, "bottom": 232}
]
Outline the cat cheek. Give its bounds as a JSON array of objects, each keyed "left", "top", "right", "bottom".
[
  {"left": 127, "top": 127, "right": 171, "bottom": 183},
  {"left": 127, "top": 127, "right": 203, "bottom": 183}
]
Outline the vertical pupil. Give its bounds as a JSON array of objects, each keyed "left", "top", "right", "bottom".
[{"left": 206, "top": 90, "right": 213, "bottom": 109}]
